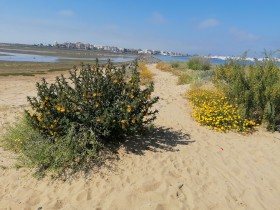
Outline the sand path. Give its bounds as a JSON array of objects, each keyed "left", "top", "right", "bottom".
[{"left": 0, "top": 64, "right": 280, "bottom": 210}]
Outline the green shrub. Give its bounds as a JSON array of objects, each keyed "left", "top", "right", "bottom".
[
  {"left": 214, "top": 59, "right": 280, "bottom": 131},
  {"left": 188, "top": 57, "right": 211, "bottom": 70},
  {"left": 1, "top": 116, "right": 36, "bottom": 152},
  {"left": 156, "top": 62, "right": 174, "bottom": 72},
  {"left": 26, "top": 61, "right": 159, "bottom": 141},
  {"left": 1, "top": 118, "right": 100, "bottom": 177},
  {"left": 2, "top": 60, "right": 159, "bottom": 176},
  {"left": 177, "top": 72, "right": 193, "bottom": 85},
  {"left": 171, "top": 61, "right": 180, "bottom": 68}
]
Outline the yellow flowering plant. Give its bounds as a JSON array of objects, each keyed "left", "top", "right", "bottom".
[
  {"left": 188, "top": 89, "right": 256, "bottom": 133},
  {"left": 138, "top": 63, "right": 154, "bottom": 85},
  {"left": 213, "top": 59, "right": 280, "bottom": 131},
  {"left": 1, "top": 60, "right": 160, "bottom": 176},
  {"left": 26, "top": 60, "right": 159, "bottom": 143}
]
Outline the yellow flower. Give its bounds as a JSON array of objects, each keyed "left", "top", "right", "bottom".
[
  {"left": 127, "top": 106, "right": 131, "bottom": 113},
  {"left": 45, "top": 97, "right": 49, "bottom": 101},
  {"left": 37, "top": 114, "right": 42, "bottom": 122},
  {"left": 131, "top": 119, "right": 136, "bottom": 124},
  {"left": 122, "top": 125, "right": 126, "bottom": 129},
  {"left": 56, "top": 105, "right": 61, "bottom": 111},
  {"left": 93, "top": 93, "right": 97, "bottom": 97},
  {"left": 130, "top": 95, "right": 134, "bottom": 99},
  {"left": 113, "top": 79, "right": 118, "bottom": 83},
  {"left": 96, "top": 118, "right": 101, "bottom": 122},
  {"left": 121, "top": 119, "right": 126, "bottom": 124}
]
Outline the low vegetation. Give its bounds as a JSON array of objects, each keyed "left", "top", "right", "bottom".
[
  {"left": 138, "top": 63, "right": 154, "bottom": 85},
  {"left": 1, "top": 61, "right": 159, "bottom": 177},
  {"left": 188, "top": 89, "right": 256, "bottom": 133},
  {"left": 0, "top": 68, "right": 70, "bottom": 77},
  {"left": 156, "top": 62, "right": 174, "bottom": 73},
  {"left": 157, "top": 54, "right": 279, "bottom": 133},
  {"left": 156, "top": 60, "right": 214, "bottom": 86},
  {"left": 0, "top": 72, "right": 36, "bottom": 77},
  {"left": 213, "top": 59, "right": 280, "bottom": 131},
  {"left": 187, "top": 56, "right": 211, "bottom": 70},
  {"left": 187, "top": 57, "right": 280, "bottom": 132}
]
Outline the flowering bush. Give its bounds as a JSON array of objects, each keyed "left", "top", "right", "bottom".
[
  {"left": 188, "top": 89, "right": 256, "bottom": 133},
  {"left": 1, "top": 60, "right": 159, "bottom": 177},
  {"left": 26, "top": 61, "right": 159, "bottom": 142},
  {"left": 213, "top": 59, "right": 280, "bottom": 131}
]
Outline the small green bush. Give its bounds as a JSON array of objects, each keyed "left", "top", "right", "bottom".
[
  {"left": 214, "top": 59, "right": 280, "bottom": 131},
  {"left": 171, "top": 61, "right": 180, "bottom": 68},
  {"left": 1, "top": 118, "right": 100, "bottom": 177},
  {"left": 177, "top": 72, "right": 193, "bottom": 85},
  {"left": 2, "top": 60, "right": 159, "bottom": 176},
  {"left": 156, "top": 62, "right": 174, "bottom": 73},
  {"left": 188, "top": 57, "right": 211, "bottom": 70}
]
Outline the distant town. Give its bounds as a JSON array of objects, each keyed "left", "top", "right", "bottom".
[{"left": 33, "top": 41, "right": 189, "bottom": 57}]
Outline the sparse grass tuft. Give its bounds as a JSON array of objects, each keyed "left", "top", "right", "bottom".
[
  {"left": 156, "top": 61, "right": 215, "bottom": 86},
  {"left": 177, "top": 72, "right": 193, "bottom": 85},
  {"left": 187, "top": 57, "right": 211, "bottom": 70},
  {"left": 0, "top": 72, "right": 35, "bottom": 77},
  {"left": 47, "top": 68, "right": 70, "bottom": 72},
  {"left": 156, "top": 62, "right": 174, "bottom": 73},
  {"left": 138, "top": 63, "right": 154, "bottom": 85}
]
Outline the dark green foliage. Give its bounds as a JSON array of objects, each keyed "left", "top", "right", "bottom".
[
  {"left": 187, "top": 57, "right": 211, "bottom": 70},
  {"left": 177, "top": 72, "right": 192, "bottom": 85},
  {"left": 2, "top": 60, "right": 159, "bottom": 177},
  {"left": 26, "top": 60, "right": 159, "bottom": 142},
  {"left": 22, "top": 124, "right": 101, "bottom": 177},
  {"left": 171, "top": 61, "right": 180, "bottom": 68},
  {"left": 214, "top": 59, "right": 280, "bottom": 131}
]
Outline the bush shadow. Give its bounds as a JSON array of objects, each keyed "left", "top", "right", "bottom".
[
  {"left": 122, "top": 126, "right": 193, "bottom": 155},
  {"left": 55, "top": 126, "right": 193, "bottom": 181}
]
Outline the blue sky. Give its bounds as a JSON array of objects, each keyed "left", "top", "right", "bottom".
[{"left": 0, "top": 0, "right": 279, "bottom": 56}]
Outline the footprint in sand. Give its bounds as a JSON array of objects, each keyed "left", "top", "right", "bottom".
[{"left": 141, "top": 181, "right": 161, "bottom": 192}]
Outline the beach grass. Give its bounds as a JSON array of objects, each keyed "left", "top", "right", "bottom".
[
  {"left": 157, "top": 61, "right": 215, "bottom": 86},
  {"left": 0, "top": 72, "right": 36, "bottom": 77}
]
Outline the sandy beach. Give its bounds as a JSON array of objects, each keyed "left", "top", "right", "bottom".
[{"left": 0, "top": 64, "right": 280, "bottom": 210}]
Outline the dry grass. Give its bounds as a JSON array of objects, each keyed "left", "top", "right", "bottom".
[
  {"left": 156, "top": 61, "right": 215, "bottom": 86},
  {"left": 156, "top": 62, "right": 173, "bottom": 72},
  {"left": 139, "top": 63, "right": 154, "bottom": 85}
]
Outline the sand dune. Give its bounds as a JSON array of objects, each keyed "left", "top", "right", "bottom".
[{"left": 0, "top": 64, "right": 280, "bottom": 210}]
